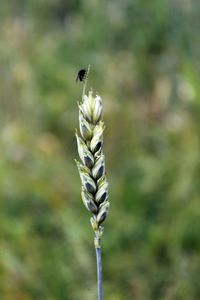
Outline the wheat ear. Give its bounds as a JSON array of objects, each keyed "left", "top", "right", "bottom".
[{"left": 75, "top": 66, "right": 109, "bottom": 300}]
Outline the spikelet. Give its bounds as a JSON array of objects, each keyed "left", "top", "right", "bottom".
[{"left": 76, "top": 90, "right": 109, "bottom": 241}]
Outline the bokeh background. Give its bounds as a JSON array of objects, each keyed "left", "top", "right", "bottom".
[{"left": 0, "top": 1, "right": 200, "bottom": 299}]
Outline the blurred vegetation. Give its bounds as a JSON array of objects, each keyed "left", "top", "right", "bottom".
[{"left": 0, "top": 0, "right": 200, "bottom": 299}]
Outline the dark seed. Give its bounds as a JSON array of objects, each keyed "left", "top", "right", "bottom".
[
  {"left": 95, "top": 166, "right": 104, "bottom": 180},
  {"left": 86, "top": 182, "right": 96, "bottom": 194}
]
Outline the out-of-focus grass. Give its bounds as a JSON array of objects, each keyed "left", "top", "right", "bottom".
[{"left": 0, "top": 1, "right": 200, "bottom": 299}]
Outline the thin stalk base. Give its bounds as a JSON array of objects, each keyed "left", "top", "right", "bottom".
[{"left": 95, "top": 238, "right": 103, "bottom": 300}]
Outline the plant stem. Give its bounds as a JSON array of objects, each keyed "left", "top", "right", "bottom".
[{"left": 95, "top": 237, "right": 103, "bottom": 300}]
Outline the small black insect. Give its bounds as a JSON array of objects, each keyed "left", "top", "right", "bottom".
[{"left": 76, "top": 69, "right": 87, "bottom": 82}]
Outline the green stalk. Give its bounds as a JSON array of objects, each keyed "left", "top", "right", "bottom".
[{"left": 95, "top": 237, "right": 103, "bottom": 300}]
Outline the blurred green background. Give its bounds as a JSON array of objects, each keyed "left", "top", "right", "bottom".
[{"left": 0, "top": 1, "right": 200, "bottom": 299}]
